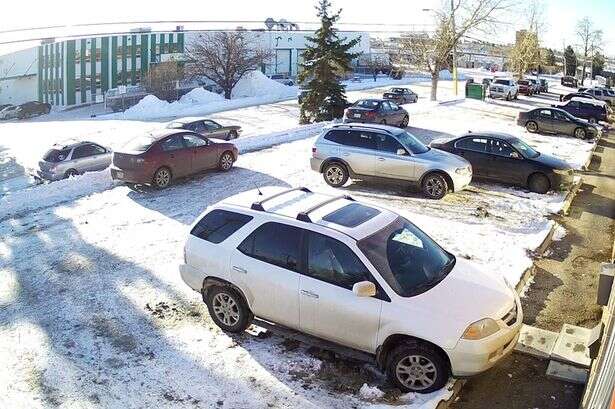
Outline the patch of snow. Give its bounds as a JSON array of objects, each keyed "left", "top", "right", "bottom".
[
  {"left": 178, "top": 87, "right": 224, "bottom": 104},
  {"left": 552, "top": 224, "right": 567, "bottom": 241},
  {"left": 232, "top": 70, "right": 296, "bottom": 99},
  {"left": 359, "top": 383, "right": 385, "bottom": 400}
]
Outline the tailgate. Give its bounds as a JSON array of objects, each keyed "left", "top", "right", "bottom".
[{"left": 113, "top": 152, "right": 141, "bottom": 169}]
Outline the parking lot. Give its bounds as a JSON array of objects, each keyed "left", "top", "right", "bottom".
[{"left": 0, "top": 77, "right": 612, "bottom": 408}]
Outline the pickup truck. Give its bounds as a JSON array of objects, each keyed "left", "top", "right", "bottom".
[{"left": 488, "top": 79, "right": 519, "bottom": 100}]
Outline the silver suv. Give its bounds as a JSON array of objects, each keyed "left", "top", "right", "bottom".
[
  {"left": 310, "top": 123, "right": 472, "bottom": 199},
  {"left": 37, "top": 139, "right": 112, "bottom": 181}
]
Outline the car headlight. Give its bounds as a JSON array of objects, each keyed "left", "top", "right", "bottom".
[
  {"left": 455, "top": 166, "right": 471, "bottom": 175},
  {"left": 553, "top": 168, "right": 573, "bottom": 176},
  {"left": 462, "top": 318, "right": 500, "bottom": 340}
]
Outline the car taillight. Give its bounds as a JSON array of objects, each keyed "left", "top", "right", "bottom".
[
  {"left": 312, "top": 147, "right": 317, "bottom": 156},
  {"left": 365, "top": 111, "right": 376, "bottom": 118}
]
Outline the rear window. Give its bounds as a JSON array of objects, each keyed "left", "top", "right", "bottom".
[
  {"left": 518, "top": 80, "right": 529, "bottom": 85},
  {"left": 322, "top": 203, "right": 381, "bottom": 227},
  {"left": 191, "top": 210, "right": 253, "bottom": 244},
  {"left": 124, "top": 136, "right": 155, "bottom": 152},
  {"left": 43, "top": 148, "right": 71, "bottom": 162},
  {"left": 354, "top": 100, "right": 380, "bottom": 108}
]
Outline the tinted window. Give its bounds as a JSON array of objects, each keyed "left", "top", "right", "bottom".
[
  {"left": 494, "top": 79, "right": 511, "bottom": 86},
  {"left": 324, "top": 129, "right": 351, "bottom": 144},
  {"left": 381, "top": 101, "right": 392, "bottom": 111},
  {"left": 553, "top": 110, "right": 570, "bottom": 121},
  {"left": 191, "top": 210, "right": 253, "bottom": 244},
  {"left": 355, "top": 100, "right": 380, "bottom": 109},
  {"left": 72, "top": 144, "right": 100, "bottom": 159},
  {"left": 378, "top": 134, "right": 405, "bottom": 153},
  {"left": 307, "top": 231, "right": 370, "bottom": 290},
  {"left": 538, "top": 109, "right": 552, "bottom": 119},
  {"left": 395, "top": 131, "right": 429, "bottom": 154},
  {"left": 160, "top": 135, "right": 185, "bottom": 152},
  {"left": 322, "top": 203, "right": 381, "bottom": 227},
  {"left": 455, "top": 137, "right": 488, "bottom": 152},
  {"left": 347, "top": 131, "right": 378, "bottom": 150},
  {"left": 43, "top": 148, "right": 71, "bottom": 162},
  {"left": 238, "top": 222, "right": 302, "bottom": 271},
  {"left": 489, "top": 139, "right": 515, "bottom": 157},
  {"left": 358, "top": 217, "right": 455, "bottom": 297},
  {"left": 191, "top": 121, "right": 206, "bottom": 132},
  {"left": 203, "top": 120, "right": 221, "bottom": 131},
  {"left": 183, "top": 134, "right": 207, "bottom": 147}
]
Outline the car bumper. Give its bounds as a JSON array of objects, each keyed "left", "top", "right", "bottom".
[
  {"left": 36, "top": 169, "right": 64, "bottom": 181},
  {"left": 110, "top": 166, "right": 150, "bottom": 184},
  {"left": 488, "top": 91, "right": 509, "bottom": 99},
  {"left": 448, "top": 297, "right": 523, "bottom": 376},
  {"left": 450, "top": 171, "right": 473, "bottom": 192},
  {"left": 179, "top": 263, "right": 204, "bottom": 292},
  {"left": 310, "top": 157, "right": 324, "bottom": 172}
]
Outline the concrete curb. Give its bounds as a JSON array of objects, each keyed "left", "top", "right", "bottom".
[{"left": 582, "top": 133, "right": 602, "bottom": 171}]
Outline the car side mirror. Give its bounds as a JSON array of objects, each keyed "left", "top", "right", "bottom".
[
  {"left": 352, "top": 281, "right": 376, "bottom": 297},
  {"left": 396, "top": 148, "right": 407, "bottom": 156}
]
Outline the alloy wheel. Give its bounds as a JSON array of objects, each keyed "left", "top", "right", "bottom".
[
  {"left": 212, "top": 293, "right": 240, "bottom": 327},
  {"left": 526, "top": 122, "right": 538, "bottom": 132},
  {"left": 395, "top": 355, "right": 438, "bottom": 391},
  {"left": 220, "top": 153, "right": 233, "bottom": 170},
  {"left": 425, "top": 176, "right": 445, "bottom": 198},
  {"left": 325, "top": 165, "right": 344, "bottom": 185},
  {"left": 154, "top": 168, "right": 171, "bottom": 187},
  {"left": 575, "top": 128, "right": 586, "bottom": 139}
]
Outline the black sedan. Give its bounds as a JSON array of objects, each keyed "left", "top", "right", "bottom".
[
  {"left": 517, "top": 107, "right": 599, "bottom": 139},
  {"left": 430, "top": 132, "right": 573, "bottom": 194},
  {"left": 343, "top": 99, "right": 409, "bottom": 127},
  {"left": 166, "top": 117, "right": 242, "bottom": 140},
  {"left": 383, "top": 87, "right": 418, "bottom": 104}
]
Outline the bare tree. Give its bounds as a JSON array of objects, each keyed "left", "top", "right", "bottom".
[
  {"left": 143, "top": 61, "right": 184, "bottom": 101},
  {"left": 185, "top": 32, "right": 273, "bottom": 99},
  {"left": 398, "top": 0, "right": 512, "bottom": 101},
  {"left": 576, "top": 17, "right": 603, "bottom": 85},
  {"left": 509, "top": 2, "right": 544, "bottom": 79}
]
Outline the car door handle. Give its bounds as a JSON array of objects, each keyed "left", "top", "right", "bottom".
[
  {"left": 301, "top": 290, "right": 319, "bottom": 299},
  {"left": 232, "top": 266, "right": 247, "bottom": 274},
  {"left": 377, "top": 157, "right": 386, "bottom": 161},
  {"left": 342, "top": 152, "right": 350, "bottom": 157}
]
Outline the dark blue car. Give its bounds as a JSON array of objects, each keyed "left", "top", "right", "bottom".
[{"left": 553, "top": 98, "right": 608, "bottom": 123}]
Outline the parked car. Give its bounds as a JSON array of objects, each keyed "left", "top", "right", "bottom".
[
  {"left": 560, "top": 92, "right": 598, "bottom": 102},
  {"left": 310, "top": 123, "right": 472, "bottom": 199},
  {"left": 580, "top": 88, "right": 615, "bottom": 106},
  {"left": 0, "top": 103, "right": 12, "bottom": 111},
  {"left": 488, "top": 79, "right": 519, "bottom": 100},
  {"left": 166, "top": 117, "right": 242, "bottom": 141},
  {"left": 180, "top": 186, "right": 522, "bottom": 392},
  {"left": 36, "top": 140, "right": 112, "bottom": 181},
  {"left": 527, "top": 79, "right": 540, "bottom": 94},
  {"left": 538, "top": 79, "right": 549, "bottom": 93},
  {"left": 110, "top": 129, "right": 238, "bottom": 189},
  {"left": 269, "top": 74, "right": 294, "bottom": 86},
  {"left": 383, "top": 88, "right": 418, "bottom": 104},
  {"left": 344, "top": 99, "right": 409, "bottom": 127},
  {"left": 561, "top": 76, "right": 578, "bottom": 87},
  {"left": 553, "top": 97, "right": 609, "bottom": 123},
  {"left": 0, "top": 105, "right": 21, "bottom": 120},
  {"left": 517, "top": 108, "right": 600, "bottom": 139},
  {"left": 17, "top": 101, "right": 51, "bottom": 119},
  {"left": 517, "top": 80, "right": 534, "bottom": 96},
  {"left": 430, "top": 133, "right": 574, "bottom": 193}
]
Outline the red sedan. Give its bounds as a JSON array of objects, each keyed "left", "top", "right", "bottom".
[{"left": 111, "top": 129, "right": 239, "bottom": 188}]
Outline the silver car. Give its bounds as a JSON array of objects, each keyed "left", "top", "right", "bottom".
[
  {"left": 37, "top": 140, "right": 113, "bottom": 181},
  {"left": 310, "top": 123, "right": 472, "bottom": 199}
]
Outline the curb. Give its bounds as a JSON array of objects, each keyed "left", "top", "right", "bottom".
[
  {"left": 582, "top": 133, "right": 602, "bottom": 171},
  {"left": 559, "top": 177, "right": 583, "bottom": 216}
]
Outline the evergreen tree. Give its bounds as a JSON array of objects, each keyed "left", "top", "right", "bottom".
[
  {"left": 543, "top": 48, "right": 556, "bottom": 66},
  {"left": 298, "top": 0, "right": 361, "bottom": 123},
  {"left": 563, "top": 45, "right": 577, "bottom": 76},
  {"left": 592, "top": 52, "right": 605, "bottom": 78}
]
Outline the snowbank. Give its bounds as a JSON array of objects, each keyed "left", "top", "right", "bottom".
[
  {"left": 232, "top": 70, "right": 296, "bottom": 99},
  {"left": 179, "top": 87, "right": 224, "bottom": 104}
]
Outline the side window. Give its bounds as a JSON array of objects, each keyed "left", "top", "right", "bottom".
[
  {"left": 160, "top": 135, "right": 185, "bottom": 152},
  {"left": 203, "top": 120, "right": 221, "bottom": 131},
  {"left": 72, "top": 144, "right": 96, "bottom": 159},
  {"left": 381, "top": 101, "right": 391, "bottom": 111},
  {"left": 538, "top": 109, "right": 552, "bottom": 119},
  {"left": 238, "top": 222, "right": 302, "bottom": 271},
  {"left": 91, "top": 144, "right": 106, "bottom": 155},
  {"left": 306, "top": 231, "right": 370, "bottom": 290},
  {"left": 323, "top": 129, "right": 351, "bottom": 145},
  {"left": 191, "top": 210, "right": 253, "bottom": 244},
  {"left": 389, "top": 101, "right": 400, "bottom": 110},
  {"left": 378, "top": 134, "right": 404, "bottom": 154},
  {"left": 183, "top": 134, "right": 208, "bottom": 147},
  {"left": 454, "top": 137, "right": 487, "bottom": 153},
  {"left": 489, "top": 139, "right": 516, "bottom": 158},
  {"left": 553, "top": 111, "right": 569, "bottom": 121},
  {"left": 348, "top": 131, "right": 378, "bottom": 150},
  {"left": 192, "top": 121, "right": 206, "bottom": 133}
]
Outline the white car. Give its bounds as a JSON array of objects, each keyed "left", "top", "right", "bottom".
[
  {"left": 179, "top": 187, "right": 522, "bottom": 393},
  {"left": 0, "top": 105, "right": 21, "bottom": 120},
  {"left": 489, "top": 79, "right": 519, "bottom": 101}
]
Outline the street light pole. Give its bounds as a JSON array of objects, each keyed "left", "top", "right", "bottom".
[{"left": 451, "top": 0, "right": 458, "bottom": 96}]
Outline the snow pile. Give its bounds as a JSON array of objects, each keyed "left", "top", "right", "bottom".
[
  {"left": 359, "top": 383, "right": 385, "bottom": 400},
  {"left": 232, "top": 70, "right": 296, "bottom": 99},
  {"left": 178, "top": 87, "right": 223, "bottom": 104},
  {"left": 123, "top": 94, "right": 171, "bottom": 118},
  {"left": 439, "top": 69, "right": 468, "bottom": 80},
  {"left": 552, "top": 224, "right": 567, "bottom": 241}
]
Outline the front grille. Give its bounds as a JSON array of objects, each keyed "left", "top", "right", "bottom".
[{"left": 501, "top": 303, "right": 518, "bottom": 327}]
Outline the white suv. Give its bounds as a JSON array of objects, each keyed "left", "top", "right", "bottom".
[
  {"left": 180, "top": 187, "right": 522, "bottom": 393},
  {"left": 489, "top": 79, "right": 519, "bottom": 101}
]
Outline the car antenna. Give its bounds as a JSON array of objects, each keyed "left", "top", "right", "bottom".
[{"left": 254, "top": 183, "right": 263, "bottom": 196}]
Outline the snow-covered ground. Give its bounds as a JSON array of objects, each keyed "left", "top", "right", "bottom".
[{"left": 0, "top": 77, "right": 599, "bottom": 408}]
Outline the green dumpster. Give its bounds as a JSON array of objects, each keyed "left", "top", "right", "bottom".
[{"left": 466, "top": 83, "right": 485, "bottom": 100}]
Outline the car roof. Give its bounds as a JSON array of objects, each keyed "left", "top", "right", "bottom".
[
  {"left": 326, "top": 122, "right": 405, "bottom": 135},
  {"left": 216, "top": 186, "right": 398, "bottom": 241},
  {"left": 52, "top": 139, "right": 95, "bottom": 149},
  {"left": 170, "top": 117, "right": 213, "bottom": 124},
  {"left": 459, "top": 131, "right": 518, "bottom": 142},
  {"left": 143, "top": 128, "right": 188, "bottom": 141},
  {"left": 570, "top": 97, "right": 607, "bottom": 106}
]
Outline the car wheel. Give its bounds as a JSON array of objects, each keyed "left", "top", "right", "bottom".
[
  {"left": 422, "top": 173, "right": 448, "bottom": 200},
  {"left": 528, "top": 173, "right": 550, "bottom": 194},
  {"left": 227, "top": 130, "right": 238, "bottom": 140},
  {"left": 64, "top": 169, "right": 79, "bottom": 179},
  {"left": 323, "top": 162, "right": 349, "bottom": 188},
  {"left": 506, "top": 93, "right": 511, "bottom": 101},
  {"left": 386, "top": 341, "right": 449, "bottom": 393},
  {"left": 206, "top": 286, "right": 253, "bottom": 333},
  {"left": 574, "top": 127, "right": 587, "bottom": 139},
  {"left": 153, "top": 167, "right": 172, "bottom": 189},
  {"left": 588, "top": 117, "right": 597, "bottom": 124},
  {"left": 526, "top": 121, "right": 539, "bottom": 133},
  {"left": 400, "top": 115, "right": 409, "bottom": 128},
  {"left": 218, "top": 151, "right": 234, "bottom": 171},
  {"left": 380, "top": 119, "right": 387, "bottom": 125}
]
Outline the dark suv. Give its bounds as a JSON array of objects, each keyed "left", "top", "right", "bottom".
[
  {"left": 561, "top": 76, "right": 578, "bottom": 88},
  {"left": 553, "top": 98, "right": 609, "bottom": 123}
]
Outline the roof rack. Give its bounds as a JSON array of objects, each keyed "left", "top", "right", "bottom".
[
  {"left": 334, "top": 122, "right": 395, "bottom": 135},
  {"left": 251, "top": 187, "right": 312, "bottom": 211},
  {"left": 296, "top": 194, "right": 355, "bottom": 223}
]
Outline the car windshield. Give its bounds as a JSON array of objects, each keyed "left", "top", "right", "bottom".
[
  {"left": 355, "top": 100, "right": 380, "bottom": 108},
  {"left": 124, "top": 136, "right": 155, "bottom": 152},
  {"left": 494, "top": 79, "right": 510, "bottom": 85},
  {"left": 357, "top": 216, "right": 455, "bottom": 297},
  {"left": 395, "top": 131, "right": 429, "bottom": 154},
  {"left": 510, "top": 138, "right": 540, "bottom": 159}
]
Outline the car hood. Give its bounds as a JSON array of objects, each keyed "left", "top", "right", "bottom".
[
  {"left": 532, "top": 152, "right": 571, "bottom": 169},
  {"left": 415, "top": 147, "right": 469, "bottom": 167},
  {"left": 411, "top": 258, "right": 516, "bottom": 327}
]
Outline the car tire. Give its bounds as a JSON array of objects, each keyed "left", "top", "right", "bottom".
[
  {"left": 574, "top": 127, "right": 587, "bottom": 139},
  {"left": 506, "top": 93, "right": 511, "bottom": 101},
  {"left": 323, "top": 162, "right": 349, "bottom": 188},
  {"left": 525, "top": 121, "right": 539, "bottom": 133},
  {"left": 421, "top": 173, "right": 448, "bottom": 200},
  {"left": 528, "top": 173, "right": 550, "bottom": 194},
  {"left": 206, "top": 286, "right": 253, "bottom": 333},
  {"left": 386, "top": 340, "right": 449, "bottom": 393},
  {"left": 227, "top": 130, "right": 238, "bottom": 140},
  {"left": 400, "top": 115, "right": 409, "bottom": 128},
  {"left": 64, "top": 169, "right": 79, "bottom": 179},
  {"left": 153, "top": 167, "right": 172, "bottom": 189},
  {"left": 218, "top": 151, "right": 234, "bottom": 171}
]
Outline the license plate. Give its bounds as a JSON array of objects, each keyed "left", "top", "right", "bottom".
[
  {"left": 116, "top": 171, "right": 124, "bottom": 178},
  {"left": 353, "top": 113, "right": 361, "bottom": 118}
]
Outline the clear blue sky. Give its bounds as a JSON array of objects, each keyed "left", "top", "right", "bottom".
[{"left": 1, "top": 0, "right": 613, "bottom": 55}]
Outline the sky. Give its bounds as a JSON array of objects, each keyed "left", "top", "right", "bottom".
[{"left": 0, "top": 0, "right": 613, "bottom": 56}]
